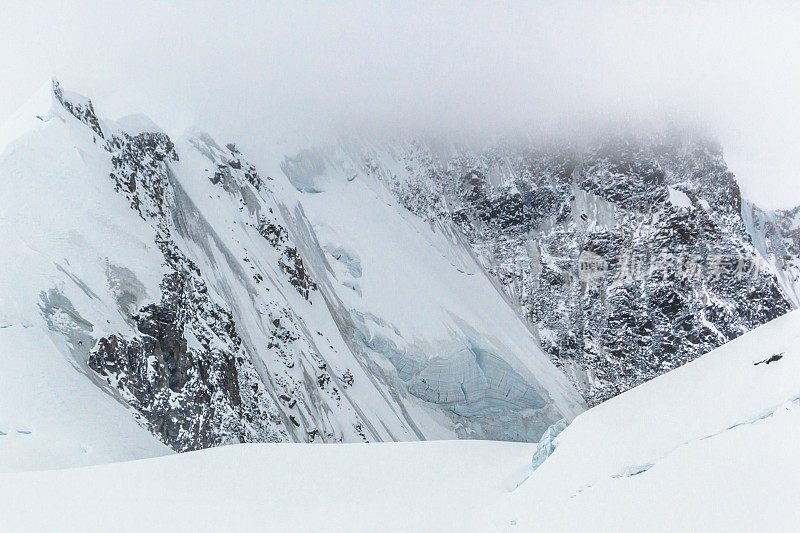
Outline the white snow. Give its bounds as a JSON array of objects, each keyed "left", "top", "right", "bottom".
[
  {"left": 2, "top": 310, "right": 799, "bottom": 530},
  {"left": 0, "top": 440, "right": 537, "bottom": 532},
  {"left": 0, "top": 80, "right": 56, "bottom": 157},
  {"left": 114, "top": 113, "right": 165, "bottom": 136},
  {"left": 508, "top": 308, "right": 800, "bottom": 531},
  {"left": 667, "top": 186, "right": 692, "bottom": 208}
]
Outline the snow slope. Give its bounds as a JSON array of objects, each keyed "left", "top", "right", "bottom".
[
  {"left": 3, "top": 310, "right": 798, "bottom": 531},
  {"left": 266, "top": 142, "right": 585, "bottom": 441},
  {"left": 509, "top": 307, "right": 800, "bottom": 531},
  {"left": 0, "top": 82, "right": 171, "bottom": 470},
  {"left": 0, "top": 440, "right": 536, "bottom": 532}
]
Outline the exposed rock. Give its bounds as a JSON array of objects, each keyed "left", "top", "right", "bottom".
[
  {"left": 89, "top": 239, "right": 286, "bottom": 450},
  {"left": 383, "top": 133, "right": 792, "bottom": 404}
]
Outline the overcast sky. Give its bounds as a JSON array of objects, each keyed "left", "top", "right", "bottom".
[{"left": 2, "top": 1, "right": 799, "bottom": 208}]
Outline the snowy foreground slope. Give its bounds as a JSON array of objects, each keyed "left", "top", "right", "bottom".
[
  {"left": 0, "top": 81, "right": 582, "bottom": 469},
  {"left": 508, "top": 307, "right": 800, "bottom": 531},
  {"left": 0, "top": 440, "right": 537, "bottom": 532},
  {"left": 3, "top": 310, "right": 798, "bottom": 531}
]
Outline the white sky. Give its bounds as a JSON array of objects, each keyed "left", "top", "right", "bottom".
[{"left": 2, "top": 1, "right": 799, "bottom": 208}]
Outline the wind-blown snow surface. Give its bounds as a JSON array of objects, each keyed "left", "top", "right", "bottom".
[
  {"left": 3, "top": 310, "right": 798, "bottom": 531},
  {"left": 0, "top": 81, "right": 582, "bottom": 468}
]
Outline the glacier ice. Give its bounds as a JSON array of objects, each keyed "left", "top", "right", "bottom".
[{"left": 531, "top": 417, "right": 567, "bottom": 470}]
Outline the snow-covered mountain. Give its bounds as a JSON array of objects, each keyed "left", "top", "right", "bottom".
[
  {"left": 1, "top": 80, "right": 797, "bottom": 473},
  {"left": 0, "top": 81, "right": 584, "bottom": 469},
  {"left": 382, "top": 134, "right": 794, "bottom": 403},
  {"left": 3, "top": 308, "right": 798, "bottom": 531}
]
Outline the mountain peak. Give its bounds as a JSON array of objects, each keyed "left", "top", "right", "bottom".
[{"left": 50, "top": 79, "right": 104, "bottom": 138}]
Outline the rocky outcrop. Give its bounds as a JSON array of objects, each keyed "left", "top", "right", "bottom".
[
  {"left": 89, "top": 239, "right": 285, "bottom": 451},
  {"left": 51, "top": 80, "right": 104, "bottom": 139},
  {"left": 54, "top": 96, "right": 287, "bottom": 450},
  {"left": 383, "top": 133, "right": 792, "bottom": 404}
]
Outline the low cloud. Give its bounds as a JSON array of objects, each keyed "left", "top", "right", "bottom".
[{"left": 2, "top": 1, "right": 799, "bottom": 207}]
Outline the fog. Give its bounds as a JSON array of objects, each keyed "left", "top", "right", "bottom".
[{"left": 2, "top": 1, "right": 799, "bottom": 208}]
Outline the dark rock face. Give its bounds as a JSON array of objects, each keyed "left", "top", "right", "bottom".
[
  {"left": 279, "top": 246, "right": 317, "bottom": 301},
  {"left": 252, "top": 205, "right": 318, "bottom": 300},
  {"left": 108, "top": 130, "right": 178, "bottom": 218},
  {"left": 578, "top": 140, "right": 668, "bottom": 211},
  {"left": 90, "top": 247, "right": 284, "bottom": 450},
  {"left": 52, "top": 80, "right": 104, "bottom": 139},
  {"left": 384, "top": 133, "right": 792, "bottom": 404},
  {"left": 256, "top": 214, "right": 286, "bottom": 247}
]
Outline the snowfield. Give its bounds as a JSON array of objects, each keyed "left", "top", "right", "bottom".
[
  {"left": 0, "top": 440, "right": 536, "bottom": 532},
  {"left": 2, "top": 310, "right": 799, "bottom": 531}
]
